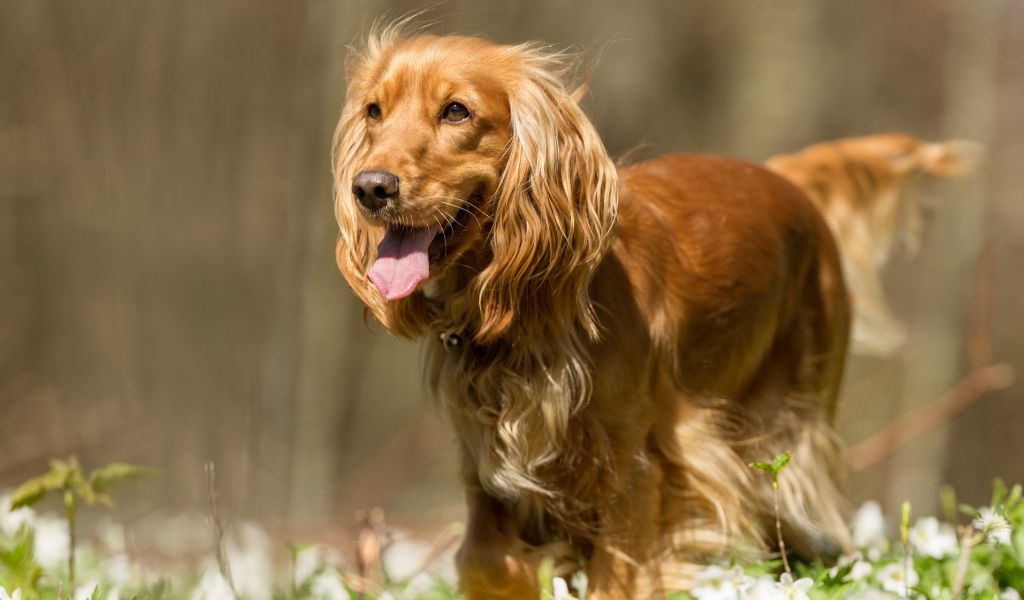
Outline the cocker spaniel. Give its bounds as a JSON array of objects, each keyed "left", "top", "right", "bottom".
[{"left": 332, "top": 26, "right": 976, "bottom": 599}]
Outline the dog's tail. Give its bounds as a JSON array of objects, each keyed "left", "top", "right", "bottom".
[{"left": 766, "top": 133, "right": 982, "bottom": 356}]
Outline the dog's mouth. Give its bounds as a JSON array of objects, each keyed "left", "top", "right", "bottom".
[{"left": 367, "top": 191, "right": 480, "bottom": 301}]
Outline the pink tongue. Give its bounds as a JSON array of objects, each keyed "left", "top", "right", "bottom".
[{"left": 368, "top": 225, "right": 440, "bottom": 301}]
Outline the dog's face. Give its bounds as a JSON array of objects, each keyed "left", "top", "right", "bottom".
[
  {"left": 341, "top": 36, "right": 513, "bottom": 300},
  {"left": 334, "top": 33, "right": 618, "bottom": 342}
]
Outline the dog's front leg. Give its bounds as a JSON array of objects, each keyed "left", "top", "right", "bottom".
[
  {"left": 456, "top": 486, "right": 541, "bottom": 600},
  {"left": 585, "top": 461, "right": 665, "bottom": 600}
]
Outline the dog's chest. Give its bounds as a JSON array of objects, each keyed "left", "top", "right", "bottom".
[{"left": 427, "top": 331, "right": 586, "bottom": 503}]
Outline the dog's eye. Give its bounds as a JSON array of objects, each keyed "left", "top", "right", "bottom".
[
  {"left": 441, "top": 102, "right": 470, "bottom": 123},
  {"left": 367, "top": 103, "right": 382, "bottom": 120}
]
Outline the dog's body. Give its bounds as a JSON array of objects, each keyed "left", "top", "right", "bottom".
[
  {"left": 439, "top": 154, "right": 852, "bottom": 599},
  {"left": 333, "top": 30, "right": 975, "bottom": 599}
]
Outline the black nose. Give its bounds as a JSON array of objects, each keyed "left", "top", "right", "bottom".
[{"left": 352, "top": 170, "right": 400, "bottom": 211}]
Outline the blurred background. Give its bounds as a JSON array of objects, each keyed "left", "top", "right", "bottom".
[{"left": 1, "top": 0, "right": 1021, "bottom": 545}]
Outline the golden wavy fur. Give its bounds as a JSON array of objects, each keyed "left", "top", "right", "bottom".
[{"left": 333, "top": 25, "right": 976, "bottom": 599}]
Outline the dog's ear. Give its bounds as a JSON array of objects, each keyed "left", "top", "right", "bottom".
[
  {"left": 333, "top": 32, "right": 430, "bottom": 338},
  {"left": 470, "top": 49, "right": 618, "bottom": 343}
]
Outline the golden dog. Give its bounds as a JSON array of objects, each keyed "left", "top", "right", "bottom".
[{"left": 332, "top": 26, "right": 976, "bottom": 599}]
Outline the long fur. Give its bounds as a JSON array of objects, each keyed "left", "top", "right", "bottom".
[{"left": 333, "top": 27, "right": 974, "bottom": 599}]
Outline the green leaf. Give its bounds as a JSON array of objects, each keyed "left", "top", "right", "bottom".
[
  {"left": 62, "top": 489, "right": 76, "bottom": 512},
  {"left": 1014, "top": 526, "right": 1024, "bottom": 562},
  {"left": 939, "top": 484, "right": 958, "bottom": 521},
  {"left": 134, "top": 578, "right": 172, "bottom": 600},
  {"left": 992, "top": 478, "right": 1008, "bottom": 509},
  {"left": 8, "top": 469, "right": 67, "bottom": 509},
  {"left": 1005, "top": 483, "right": 1022, "bottom": 514},
  {"left": 0, "top": 527, "right": 43, "bottom": 589},
  {"left": 749, "top": 452, "right": 792, "bottom": 478},
  {"left": 74, "top": 479, "right": 97, "bottom": 506},
  {"left": 89, "top": 463, "right": 153, "bottom": 495},
  {"left": 901, "top": 500, "right": 911, "bottom": 544},
  {"left": 773, "top": 451, "right": 792, "bottom": 473},
  {"left": 959, "top": 504, "right": 981, "bottom": 518}
]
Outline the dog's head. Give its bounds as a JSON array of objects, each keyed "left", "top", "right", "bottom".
[{"left": 333, "top": 30, "right": 618, "bottom": 343}]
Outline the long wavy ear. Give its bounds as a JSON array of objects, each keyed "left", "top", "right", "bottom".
[
  {"left": 470, "top": 47, "right": 619, "bottom": 343},
  {"left": 332, "top": 23, "right": 430, "bottom": 338}
]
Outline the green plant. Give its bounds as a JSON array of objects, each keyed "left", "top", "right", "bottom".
[
  {"left": 749, "top": 451, "right": 792, "bottom": 576},
  {"left": 4, "top": 458, "right": 1023, "bottom": 600},
  {"left": 7, "top": 457, "right": 150, "bottom": 587},
  {"left": 900, "top": 499, "right": 911, "bottom": 600},
  {"left": 0, "top": 528, "right": 42, "bottom": 593}
]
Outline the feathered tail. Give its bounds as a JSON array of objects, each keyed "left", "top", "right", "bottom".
[{"left": 767, "top": 133, "right": 982, "bottom": 356}]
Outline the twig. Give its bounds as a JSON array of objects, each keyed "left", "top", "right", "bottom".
[
  {"left": 847, "top": 240, "right": 1015, "bottom": 473},
  {"left": 205, "top": 462, "right": 240, "bottom": 600},
  {"left": 845, "top": 363, "right": 1015, "bottom": 472},
  {"left": 66, "top": 495, "right": 77, "bottom": 588},
  {"left": 354, "top": 507, "right": 387, "bottom": 598},
  {"left": 951, "top": 526, "right": 976, "bottom": 599}
]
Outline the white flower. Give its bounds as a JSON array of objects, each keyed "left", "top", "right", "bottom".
[
  {"left": 745, "top": 579, "right": 781, "bottom": 600},
  {"left": 382, "top": 534, "right": 433, "bottom": 581},
  {"left": 908, "top": 516, "right": 958, "bottom": 558},
  {"left": 100, "top": 554, "right": 134, "bottom": 586},
  {"left": 223, "top": 522, "right": 273, "bottom": 600},
  {"left": 193, "top": 522, "right": 272, "bottom": 600},
  {"left": 191, "top": 568, "right": 235, "bottom": 600},
  {"left": 744, "top": 577, "right": 785, "bottom": 600},
  {"left": 33, "top": 514, "right": 70, "bottom": 570},
  {"left": 828, "top": 552, "right": 872, "bottom": 582},
  {"left": 75, "top": 582, "right": 101, "bottom": 600},
  {"left": 777, "top": 573, "right": 813, "bottom": 600},
  {"left": 571, "top": 571, "right": 589, "bottom": 599},
  {"left": 973, "top": 506, "right": 1012, "bottom": 546},
  {"left": 692, "top": 565, "right": 751, "bottom": 600},
  {"left": 847, "top": 560, "right": 873, "bottom": 582},
  {"left": 846, "top": 589, "right": 899, "bottom": 600},
  {"left": 875, "top": 562, "right": 919, "bottom": 595},
  {"left": 827, "top": 553, "right": 854, "bottom": 579},
  {"left": 309, "top": 570, "right": 351, "bottom": 600},
  {"left": 0, "top": 493, "right": 35, "bottom": 537},
  {"left": 1002, "top": 588, "right": 1022, "bottom": 600},
  {"left": 552, "top": 576, "right": 574, "bottom": 600},
  {"left": 852, "top": 501, "right": 887, "bottom": 549},
  {"left": 294, "top": 544, "right": 343, "bottom": 585},
  {"left": 95, "top": 519, "right": 127, "bottom": 554},
  {"left": 398, "top": 573, "right": 444, "bottom": 600},
  {"left": 0, "top": 587, "right": 23, "bottom": 600},
  {"left": 969, "top": 572, "right": 995, "bottom": 594}
]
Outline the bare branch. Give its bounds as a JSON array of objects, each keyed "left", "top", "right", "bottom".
[{"left": 205, "top": 462, "right": 240, "bottom": 600}]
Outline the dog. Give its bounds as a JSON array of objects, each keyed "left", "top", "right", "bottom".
[{"left": 332, "top": 25, "right": 977, "bottom": 599}]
